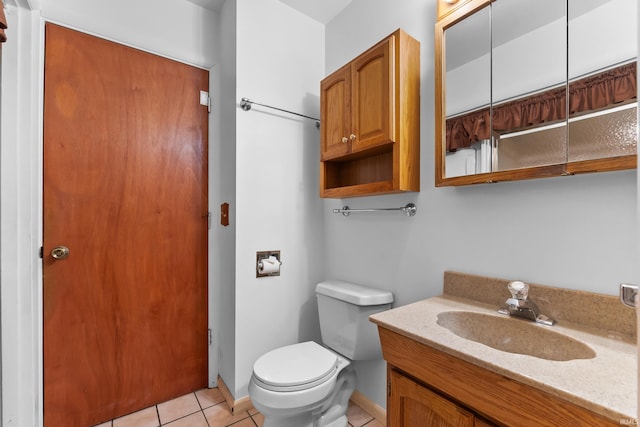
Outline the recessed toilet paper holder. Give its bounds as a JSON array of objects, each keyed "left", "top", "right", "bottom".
[{"left": 256, "top": 250, "right": 282, "bottom": 278}]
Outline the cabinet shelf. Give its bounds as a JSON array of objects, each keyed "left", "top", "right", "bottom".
[{"left": 320, "top": 29, "right": 420, "bottom": 198}]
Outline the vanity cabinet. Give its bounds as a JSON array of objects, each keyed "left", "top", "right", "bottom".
[
  {"left": 320, "top": 29, "right": 420, "bottom": 198},
  {"left": 379, "top": 327, "right": 618, "bottom": 427},
  {"left": 389, "top": 369, "right": 478, "bottom": 427}
]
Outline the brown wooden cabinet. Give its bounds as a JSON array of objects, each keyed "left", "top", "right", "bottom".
[
  {"left": 320, "top": 29, "right": 420, "bottom": 198},
  {"left": 379, "top": 327, "right": 619, "bottom": 427},
  {"left": 389, "top": 369, "right": 477, "bottom": 427}
]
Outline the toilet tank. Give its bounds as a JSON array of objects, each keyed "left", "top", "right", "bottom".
[{"left": 316, "top": 280, "right": 393, "bottom": 360}]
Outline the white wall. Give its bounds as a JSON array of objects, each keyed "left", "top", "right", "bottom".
[
  {"left": 325, "top": 0, "right": 638, "bottom": 408},
  {"left": 40, "top": 0, "right": 219, "bottom": 69},
  {"left": 216, "top": 0, "right": 238, "bottom": 396},
  {"left": 231, "top": 0, "right": 325, "bottom": 398},
  {"left": 1, "top": 4, "right": 43, "bottom": 425}
]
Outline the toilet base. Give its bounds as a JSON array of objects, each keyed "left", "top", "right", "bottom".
[
  {"left": 262, "top": 413, "right": 315, "bottom": 427},
  {"left": 319, "top": 414, "right": 347, "bottom": 427},
  {"left": 256, "top": 362, "right": 356, "bottom": 427}
]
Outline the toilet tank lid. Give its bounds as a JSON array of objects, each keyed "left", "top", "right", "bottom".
[{"left": 316, "top": 280, "right": 393, "bottom": 306}]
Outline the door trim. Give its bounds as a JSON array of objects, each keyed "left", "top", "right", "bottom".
[{"left": 0, "top": 11, "right": 219, "bottom": 426}]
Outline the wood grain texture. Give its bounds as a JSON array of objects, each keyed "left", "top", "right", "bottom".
[
  {"left": 395, "top": 29, "right": 421, "bottom": 192},
  {"left": 351, "top": 36, "right": 395, "bottom": 153},
  {"left": 565, "top": 155, "right": 637, "bottom": 174},
  {"left": 320, "top": 29, "right": 420, "bottom": 198},
  {"left": 380, "top": 327, "right": 618, "bottom": 427},
  {"left": 436, "top": 0, "right": 478, "bottom": 21},
  {"left": 320, "top": 64, "right": 351, "bottom": 161},
  {"left": 43, "top": 23, "right": 208, "bottom": 427},
  {"left": 389, "top": 369, "right": 475, "bottom": 427}
]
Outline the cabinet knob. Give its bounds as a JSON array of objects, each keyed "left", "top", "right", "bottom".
[
  {"left": 350, "top": 134, "right": 356, "bottom": 141},
  {"left": 341, "top": 137, "right": 348, "bottom": 143}
]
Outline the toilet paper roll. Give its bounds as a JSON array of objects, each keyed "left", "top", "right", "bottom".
[{"left": 259, "top": 257, "right": 280, "bottom": 274}]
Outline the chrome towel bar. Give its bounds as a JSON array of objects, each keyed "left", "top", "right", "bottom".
[
  {"left": 240, "top": 97, "right": 320, "bottom": 128},
  {"left": 333, "top": 203, "right": 417, "bottom": 217}
]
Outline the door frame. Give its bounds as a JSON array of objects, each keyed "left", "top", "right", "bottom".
[{"left": 0, "top": 7, "right": 220, "bottom": 426}]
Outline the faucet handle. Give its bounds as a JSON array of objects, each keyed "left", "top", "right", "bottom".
[{"left": 508, "top": 280, "right": 529, "bottom": 300}]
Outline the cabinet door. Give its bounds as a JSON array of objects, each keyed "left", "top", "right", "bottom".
[
  {"left": 389, "top": 370, "right": 474, "bottom": 427},
  {"left": 351, "top": 36, "right": 395, "bottom": 154},
  {"left": 320, "top": 64, "right": 351, "bottom": 161}
]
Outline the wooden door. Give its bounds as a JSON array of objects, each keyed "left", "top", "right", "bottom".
[
  {"left": 389, "top": 369, "right": 474, "bottom": 427},
  {"left": 43, "top": 23, "right": 209, "bottom": 427},
  {"left": 352, "top": 36, "right": 395, "bottom": 154},
  {"left": 320, "top": 64, "right": 351, "bottom": 160}
]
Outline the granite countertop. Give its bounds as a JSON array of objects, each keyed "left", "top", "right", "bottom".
[{"left": 370, "top": 293, "right": 637, "bottom": 422}]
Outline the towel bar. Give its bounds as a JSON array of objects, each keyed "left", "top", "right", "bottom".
[{"left": 333, "top": 203, "right": 417, "bottom": 217}]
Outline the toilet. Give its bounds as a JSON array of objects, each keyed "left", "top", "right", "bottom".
[{"left": 248, "top": 280, "right": 393, "bottom": 427}]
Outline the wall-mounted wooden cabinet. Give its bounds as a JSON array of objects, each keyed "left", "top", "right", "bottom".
[{"left": 320, "top": 29, "right": 420, "bottom": 198}]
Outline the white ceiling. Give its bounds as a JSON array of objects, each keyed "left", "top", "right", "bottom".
[
  {"left": 278, "top": 0, "right": 352, "bottom": 24},
  {"left": 184, "top": 0, "right": 225, "bottom": 12},
  {"left": 183, "top": 0, "right": 352, "bottom": 24}
]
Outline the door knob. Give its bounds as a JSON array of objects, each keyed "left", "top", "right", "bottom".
[{"left": 51, "top": 246, "right": 70, "bottom": 260}]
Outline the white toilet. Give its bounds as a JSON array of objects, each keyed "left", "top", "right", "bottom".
[{"left": 248, "top": 280, "right": 393, "bottom": 427}]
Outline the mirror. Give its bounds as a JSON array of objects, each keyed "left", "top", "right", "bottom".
[
  {"left": 444, "top": 5, "right": 491, "bottom": 177},
  {"left": 567, "top": 0, "right": 637, "bottom": 166},
  {"left": 491, "top": 0, "right": 567, "bottom": 171},
  {"left": 435, "top": 0, "right": 637, "bottom": 186}
]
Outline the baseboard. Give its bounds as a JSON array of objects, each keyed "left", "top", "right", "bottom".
[
  {"left": 350, "top": 390, "right": 387, "bottom": 426},
  {"left": 217, "top": 376, "right": 255, "bottom": 415},
  {"left": 217, "top": 376, "right": 386, "bottom": 424}
]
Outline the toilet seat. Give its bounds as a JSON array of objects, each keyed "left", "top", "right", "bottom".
[{"left": 253, "top": 341, "right": 338, "bottom": 392}]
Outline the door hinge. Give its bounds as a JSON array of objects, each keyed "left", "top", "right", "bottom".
[
  {"left": 388, "top": 380, "right": 391, "bottom": 396},
  {"left": 200, "top": 90, "right": 211, "bottom": 113},
  {"left": 208, "top": 328, "right": 213, "bottom": 346},
  {"left": 39, "top": 246, "right": 44, "bottom": 259}
]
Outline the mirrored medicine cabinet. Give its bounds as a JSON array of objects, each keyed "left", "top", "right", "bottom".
[{"left": 435, "top": 0, "right": 638, "bottom": 186}]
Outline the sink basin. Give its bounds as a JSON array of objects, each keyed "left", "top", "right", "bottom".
[{"left": 437, "top": 311, "right": 596, "bottom": 361}]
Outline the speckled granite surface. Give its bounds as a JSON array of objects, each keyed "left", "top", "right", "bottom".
[
  {"left": 370, "top": 271, "right": 637, "bottom": 422},
  {"left": 443, "top": 271, "right": 636, "bottom": 340}
]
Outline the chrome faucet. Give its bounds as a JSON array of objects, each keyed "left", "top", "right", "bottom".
[{"left": 497, "top": 281, "right": 555, "bottom": 326}]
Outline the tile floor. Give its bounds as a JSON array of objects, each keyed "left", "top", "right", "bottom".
[{"left": 94, "top": 388, "right": 383, "bottom": 427}]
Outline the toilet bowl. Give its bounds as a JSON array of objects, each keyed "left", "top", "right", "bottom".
[
  {"left": 248, "top": 280, "right": 393, "bottom": 427},
  {"left": 248, "top": 341, "right": 356, "bottom": 427}
]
